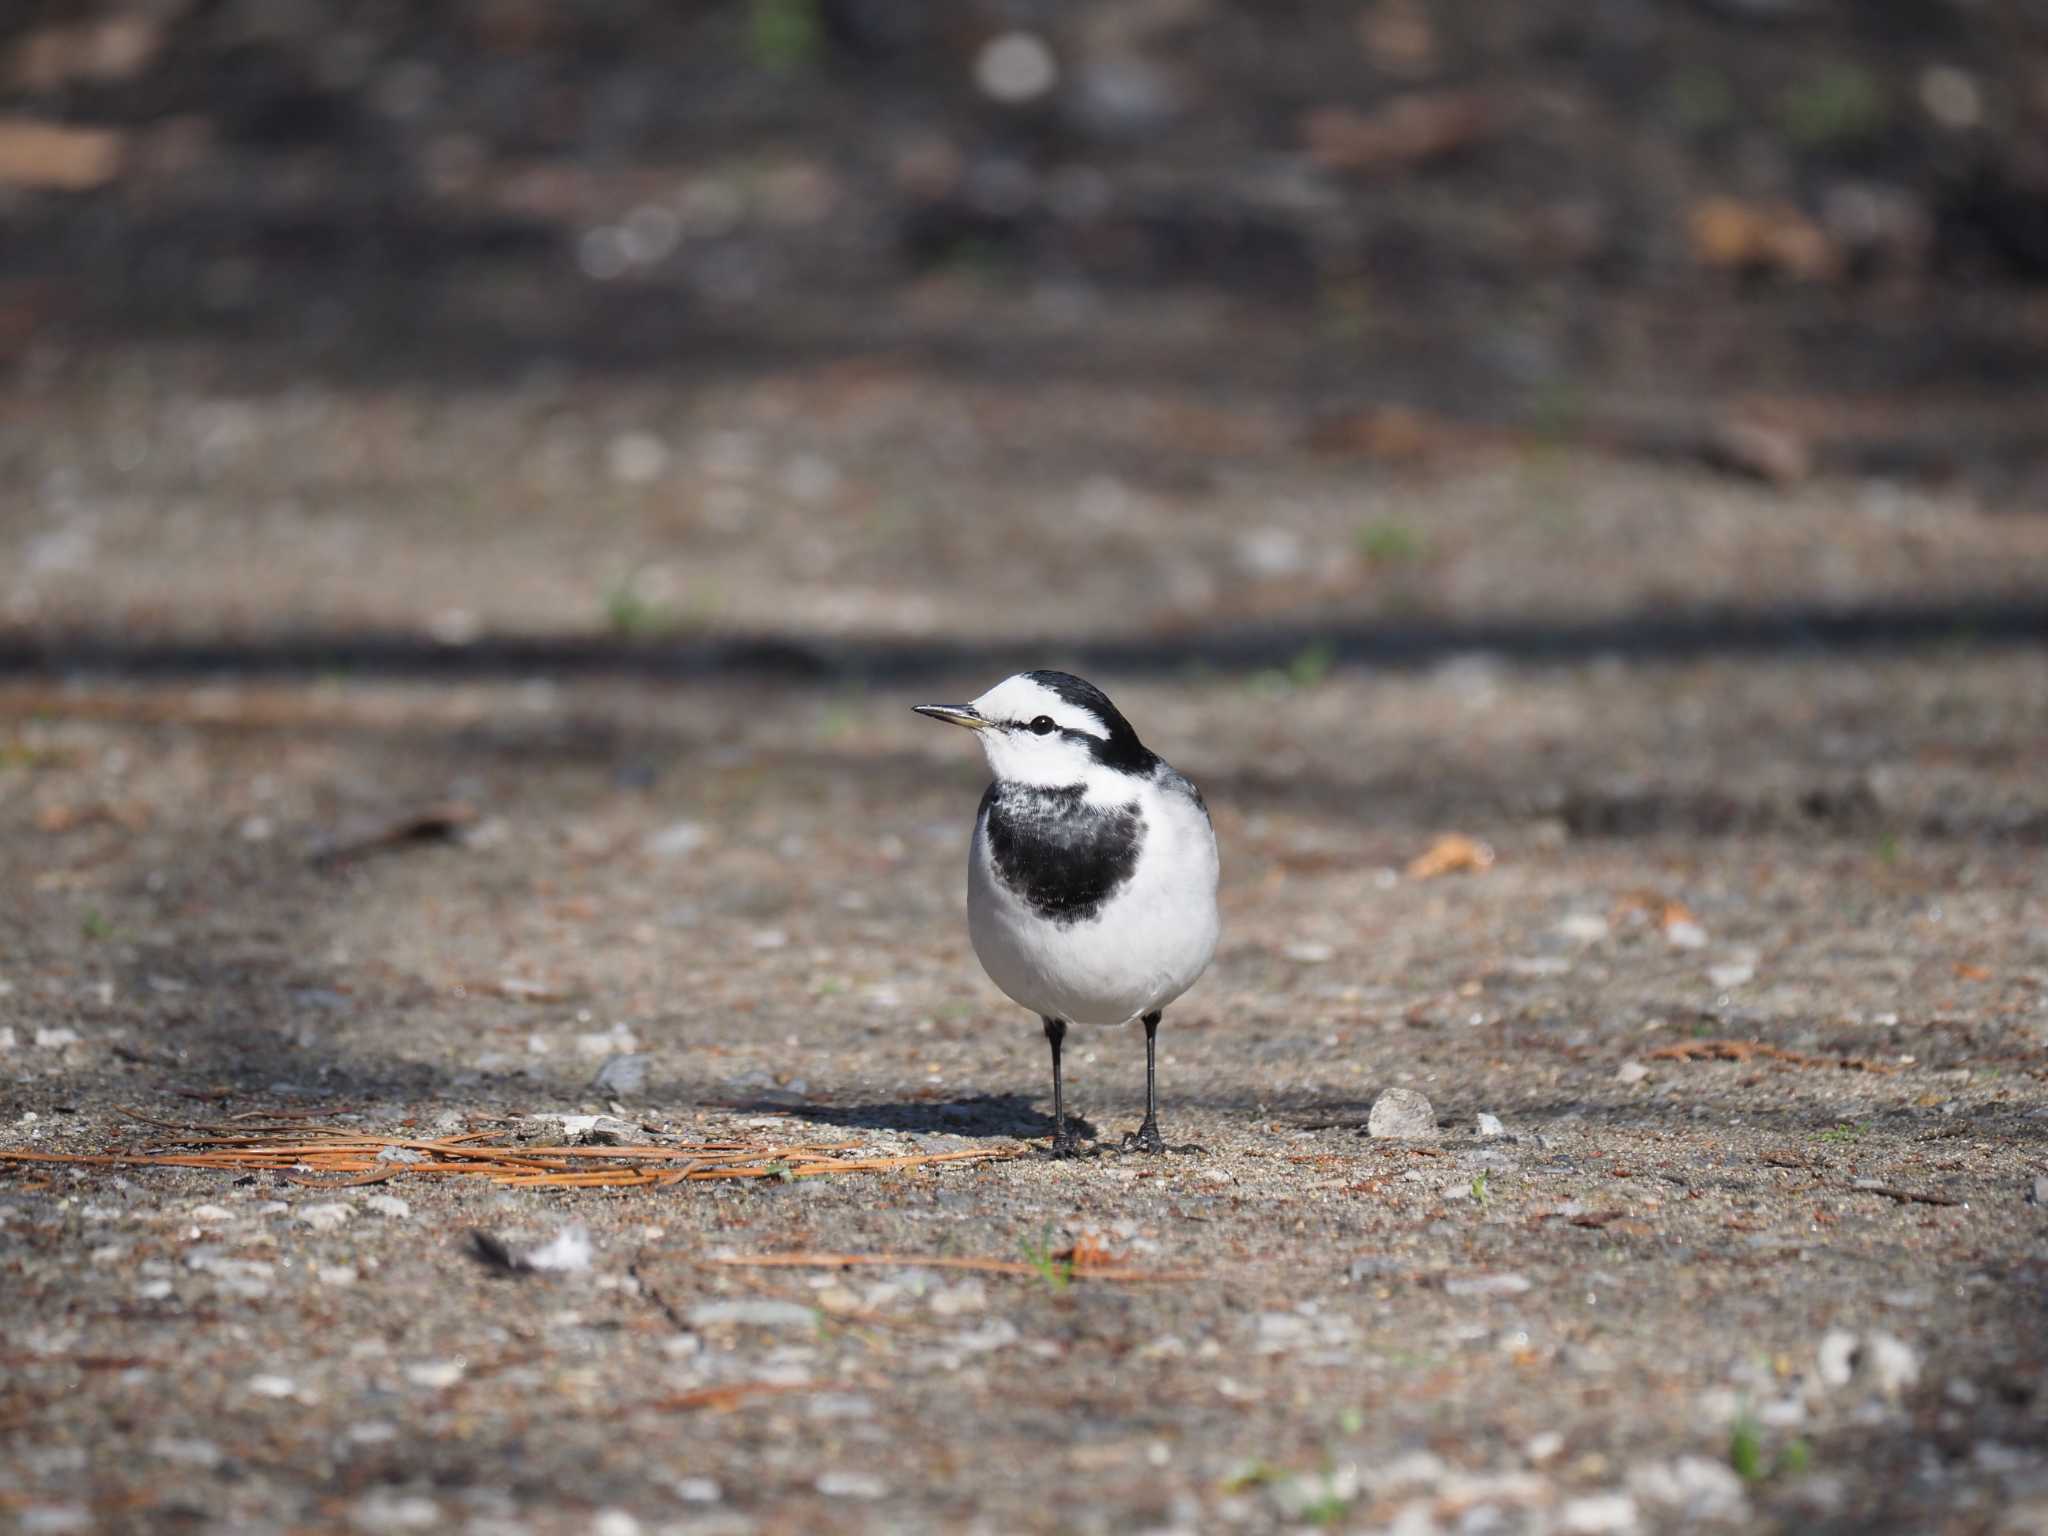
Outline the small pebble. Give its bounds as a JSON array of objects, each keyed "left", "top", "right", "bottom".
[
  {"left": 817, "top": 1470, "right": 889, "bottom": 1500},
  {"left": 591, "top": 1509, "right": 642, "bottom": 1536},
  {"left": 1476, "top": 1113, "right": 1506, "bottom": 1139},
  {"left": 1443, "top": 1272, "right": 1533, "bottom": 1298},
  {"left": 687, "top": 1299, "right": 817, "bottom": 1331},
  {"left": 2030, "top": 1176, "right": 2048, "bottom": 1206},
  {"left": 404, "top": 1360, "right": 465, "bottom": 1389},
  {"left": 1862, "top": 1332, "right": 1920, "bottom": 1399},
  {"left": 591, "top": 1054, "right": 651, "bottom": 1096},
  {"left": 1557, "top": 1492, "right": 1639, "bottom": 1534},
  {"left": 295, "top": 1202, "right": 352, "bottom": 1232},
  {"left": 930, "top": 1281, "right": 987, "bottom": 1317},
  {"left": 1615, "top": 1061, "right": 1650, "bottom": 1085},
  {"left": 246, "top": 1375, "right": 298, "bottom": 1398},
  {"left": 366, "top": 1195, "right": 410, "bottom": 1219},
  {"left": 1367, "top": 1087, "right": 1439, "bottom": 1140}
]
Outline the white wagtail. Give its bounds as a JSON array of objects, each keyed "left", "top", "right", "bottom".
[{"left": 916, "top": 671, "right": 1219, "bottom": 1155}]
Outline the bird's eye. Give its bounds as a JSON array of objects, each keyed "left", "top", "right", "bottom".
[{"left": 1028, "top": 716, "right": 1056, "bottom": 735}]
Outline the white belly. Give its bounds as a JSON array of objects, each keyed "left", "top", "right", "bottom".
[{"left": 967, "top": 781, "right": 1219, "bottom": 1025}]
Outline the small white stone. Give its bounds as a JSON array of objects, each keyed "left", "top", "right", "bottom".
[
  {"left": 1615, "top": 1060, "right": 1650, "bottom": 1085},
  {"left": 1558, "top": 913, "right": 1610, "bottom": 943},
  {"left": 817, "top": 1471, "right": 889, "bottom": 1500},
  {"left": 975, "top": 31, "right": 1057, "bottom": 104},
  {"left": 247, "top": 1374, "right": 298, "bottom": 1398},
  {"left": 1707, "top": 960, "right": 1756, "bottom": 989},
  {"left": 350, "top": 1490, "right": 440, "bottom": 1531},
  {"left": 525, "top": 1225, "right": 594, "bottom": 1273},
  {"left": 1863, "top": 1333, "right": 1920, "bottom": 1399},
  {"left": 1665, "top": 920, "right": 1709, "bottom": 950},
  {"left": 365, "top": 1195, "right": 411, "bottom": 1219},
  {"left": 1443, "top": 1272, "right": 1533, "bottom": 1299},
  {"left": 1367, "top": 1087, "right": 1438, "bottom": 1140},
  {"left": 318, "top": 1265, "right": 358, "bottom": 1287},
  {"left": 1475, "top": 1113, "right": 1506, "bottom": 1139},
  {"left": 930, "top": 1281, "right": 988, "bottom": 1317},
  {"left": 1557, "top": 1491, "right": 1639, "bottom": 1534},
  {"left": 1284, "top": 941, "right": 1335, "bottom": 964},
  {"left": 404, "top": 1360, "right": 465, "bottom": 1389},
  {"left": 591, "top": 1510, "right": 642, "bottom": 1536},
  {"left": 1525, "top": 1431, "right": 1565, "bottom": 1464},
  {"left": 643, "top": 820, "right": 707, "bottom": 858},
  {"left": 296, "top": 1202, "right": 353, "bottom": 1232},
  {"left": 189, "top": 1204, "right": 235, "bottom": 1223},
  {"left": 34, "top": 1027, "right": 81, "bottom": 1050}
]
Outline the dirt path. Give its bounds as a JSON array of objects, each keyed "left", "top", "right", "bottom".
[{"left": 3, "top": 351, "right": 2048, "bottom": 1535}]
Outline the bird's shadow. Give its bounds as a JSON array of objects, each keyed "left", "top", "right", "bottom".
[{"left": 778, "top": 1093, "right": 1096, "bottom": 1144}]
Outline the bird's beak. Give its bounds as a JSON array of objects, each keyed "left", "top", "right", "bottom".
[{"left": 913, "top": 704, "right": 990, "bottom": 732}]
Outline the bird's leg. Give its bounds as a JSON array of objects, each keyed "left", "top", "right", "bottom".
[
  {"left": 1042, "top": 1016, "right": 1081, "bottom": 1158},
  {"left": 1121, "top": 1011, "right": 1168, "bottom": 1154}
]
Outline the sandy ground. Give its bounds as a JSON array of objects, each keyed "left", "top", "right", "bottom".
[{"left": 3, "top": 342, "right": 2048, "bottom": 1536}]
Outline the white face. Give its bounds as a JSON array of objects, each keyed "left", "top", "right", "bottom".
[{"left": 965, "top": 674, "right": 1117, "bottom": 790}]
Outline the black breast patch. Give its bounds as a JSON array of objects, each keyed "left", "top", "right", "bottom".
[{"left": 981, "top": 783, "right": 1144, "bottom": 926}]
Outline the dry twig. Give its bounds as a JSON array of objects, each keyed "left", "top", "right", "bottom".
[
  {"left": 0, "top": 1124, "right": 1027, "bottom": 1190},
  {"left": 1645, "top": 1039, "right": 1896, "bottom": 1074}
]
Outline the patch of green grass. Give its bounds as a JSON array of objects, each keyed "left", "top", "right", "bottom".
[
  {"left": 1731, "top": 1410, "right": 1812, "bottom": 1483},
  {"left": 762, "top": 1159, "right": 797, "bottom": 1183},
  {"left": 1874, "top": 832, "right": 1901, "bottom": 865},
  {"left": 1221, "top": 1460, "right": 1282, "bottom": 1493},
  {"left": 1778, "top": 63, "right": 1888, "bottom": 151},
  {"left": 1298, "top": 1491, "right": 1353, "bottom": 1526},
  {"left": 1471, "top": 1170, "right": 1490, "bottom": 1207},
  {"left": 1337, "top": 1406, "right": 1365, "bottom": 1435},
  {"left": 749, "top": 0, "right": 821, "bottom": 72},
  {"left": 603, "top": 580, "right": 671, "bottom": 638},
  {"left": 1249, "top": 638, "right": 1339, "bottom": 697},
  {"left": 1286, "top": 639, "right": 1338, "bottom": 688},
  {"left": 1817, "top": 1121, "right": 1866, "bottom": 1145},
  {"left": 1356, "top": 521, "right": 1424, "bottom": 566},
  {"left": 1018, "top": 1232, "right": 1074, "bottom": 1292},
  {"left": 80, "top": 908, "right": 113, "bottom": 942},
  {"left": 1729, "top": 1413, "right": 1764, "bottom": 1481}
]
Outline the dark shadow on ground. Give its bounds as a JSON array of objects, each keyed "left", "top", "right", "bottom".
[
  {"left": 780, "top": 1093, "right": 1088, "bottom": 1143},
  {"left": 5, "top": 596, "right": 2047, "bottom": 687}
]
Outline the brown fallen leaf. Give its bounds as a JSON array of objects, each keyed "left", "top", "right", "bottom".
[
  {"left": 1302, "top": 92, "right": 1493, "bottom": 174},
  {"left": 1058, "top": 1233, "right": 1125, "bottom": 1270},
  {"left": 1406, "top": 833, "right": 1495, "bottom": 880},
  {"left": 0, "top": 116, "right": 124, "bottom": 190},
  {"left": 1689, "top": 196, "right": 1840, "bottom": 281}
]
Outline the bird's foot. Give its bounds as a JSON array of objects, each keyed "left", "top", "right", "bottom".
[
  {"left": 1043, "top": 1131, "right": 1087, "bottom": 1160},
  {"left": 1120, "top": 1124, "right": 1204, "bottom": 1155}
]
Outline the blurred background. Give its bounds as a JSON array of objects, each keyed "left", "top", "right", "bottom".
[
  {"left": 2, "top": 0, "right": 2046, "bottom": 663},
  {"left": 8, "top": 11, "right": 2048, "bottom": 1533}
]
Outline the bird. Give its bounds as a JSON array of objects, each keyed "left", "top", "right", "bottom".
[{"left": 915, "top": 671, "right": 1220, "bottom": 1156}]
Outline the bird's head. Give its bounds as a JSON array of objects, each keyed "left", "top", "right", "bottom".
[{"left": 915, "top": 670, "right": 1158, "bottom": 790}]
